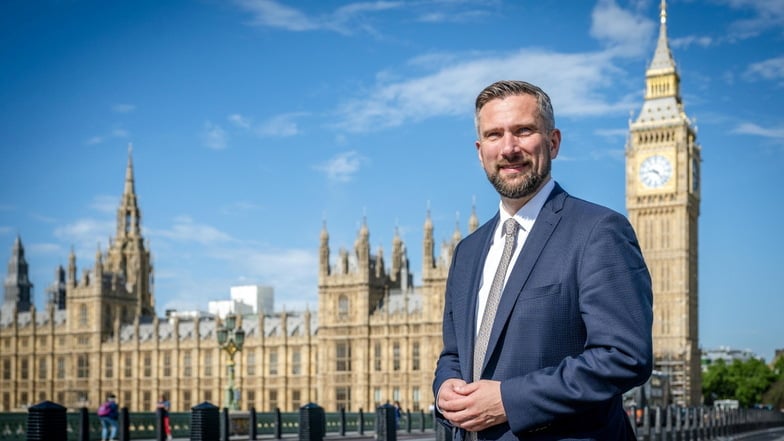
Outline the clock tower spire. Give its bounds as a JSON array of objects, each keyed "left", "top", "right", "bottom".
[{"left": 626, "top": 0, "right": 702, "bottom": 406}]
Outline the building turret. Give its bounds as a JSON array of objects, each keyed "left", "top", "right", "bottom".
[
  {"left": 469, "top": 202, "right": 479, "bottom": 233},
  {"left": 391, "top": 227, "right": 402, "bottom": 282},
  {"left": 46, "top": 265, "right": 67, "bottom": 309},
  {"left": 116, "top": 145, "right": 142, "bottom": 239},
  {"left": 452, "top": 214, "right": 462, "bottom": 244},
  {"left": 423, "top": 208, "right": 435, "bottom": 272},
  {"left": 68, "top": 248, "right": 77, "bottom": 288},
  {"left": 3, "top": 236, "right": 32, "bottom": 312},
  {"left": 94, "top": 244, "right": 104, "bottom": 281},
  {"left": 375, "top": 245, "right": 385, "bottom": 279},
  {"left": 104, "top": 145, "right": 155, "bottom": 317},
  {"left": 319, "top": 221, "right": 330, "bottom": 279},
  {"left": 355, "top": 217, "right": 370, "bottom": 277}
]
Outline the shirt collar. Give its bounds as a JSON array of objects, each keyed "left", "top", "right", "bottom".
[{"left": 496, "top": 178, "right": 555, "bottom": 238}]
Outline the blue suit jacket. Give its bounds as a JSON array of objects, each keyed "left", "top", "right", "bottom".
[{"left": 433, "top": 183, "right": 653, "bottom": 441}]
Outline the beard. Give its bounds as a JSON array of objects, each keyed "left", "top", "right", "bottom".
[{"left": 486, "top": 153, "right": 551, "bottom": 200}]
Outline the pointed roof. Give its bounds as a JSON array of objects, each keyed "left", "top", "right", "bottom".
[
  {"left": 648, "top": 0, "right": 677, "bottom": 74},
  {"left": 116, "top": 143, "right": 142, "bottom": 238},
  {"left": 633, "top": 0, "right": 687, "bottom": 127},
  {"left": 124, "top": 143, "right": 135, "bottom": 196},
  {"left": 320, "top": 219, "right": 329, "bottom": 242},
  {"left": 469, "top": 200, "right": 479, "bottom": 233},
  {"left": 4, "top": 235, "right": 32, "bottom": 310}
]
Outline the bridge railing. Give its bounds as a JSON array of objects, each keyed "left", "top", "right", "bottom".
[
  {"left": 629, "top": 404, "right": 784, "bottom": 441},
  {"left": 2, "top": 400, "right": 782, "bottom": 441},
  {"left": 0, "top": 401, "right": 435, "bottom": 441}
]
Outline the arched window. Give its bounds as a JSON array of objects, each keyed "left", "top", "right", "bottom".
[
  {"left": 338, "top": 295, "right": 349, "bottom": 319},
  {"left": 336, "top": 341, "right": 351, "bottom": 372},
  {"left": 77, "top": 355, "right": 89, "bottom": 378},
  {"left": 79, "top": 305, "right": 88, "bottom": 327}
]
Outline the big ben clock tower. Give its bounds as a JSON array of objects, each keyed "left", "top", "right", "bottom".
[{"left": 626, "top": 0, "right": 701, "bottom": 406}]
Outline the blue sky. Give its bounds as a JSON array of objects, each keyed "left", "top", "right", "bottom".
[{"left": 1, "top": 0, "right": 782, "bottom": 361}]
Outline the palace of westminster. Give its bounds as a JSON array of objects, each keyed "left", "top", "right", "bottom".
[{"left": 0, "top": 3, "right": 703, "bottom": 413}]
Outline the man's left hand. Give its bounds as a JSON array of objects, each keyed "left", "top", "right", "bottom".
[{"left": 443, "top": 380, "right": 508, "bottom": 432}]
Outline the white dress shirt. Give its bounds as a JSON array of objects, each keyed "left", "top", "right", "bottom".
[{"left": 475, "top": 179, "right": 556, "bottom": 333}]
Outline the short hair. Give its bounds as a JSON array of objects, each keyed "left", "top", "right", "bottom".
[{"left": 474, "top": 80, "right": 556, "bottom": 136}]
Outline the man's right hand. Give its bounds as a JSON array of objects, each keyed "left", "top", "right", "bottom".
[{"left": 437, "top": 378, "right": 469, "bottom": 422}]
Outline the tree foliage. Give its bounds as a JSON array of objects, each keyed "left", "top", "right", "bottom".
[
  {"left": 761, "top": 356, "right": 784, "bottom": 411},
  {"left": 702, "top": 358, "right": 776, "bottom": 407}
]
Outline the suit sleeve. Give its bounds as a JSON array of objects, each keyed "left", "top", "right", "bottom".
[
  {"left": 501, "top": 211, "right": 653, "bottom": 433},
  {"left": 432, "top": 240, "right": 468, "bottom": 428}
]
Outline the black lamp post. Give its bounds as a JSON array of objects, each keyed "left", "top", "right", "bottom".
[{"left": 216, "top": 313, "right": 245, "bottom": 410}]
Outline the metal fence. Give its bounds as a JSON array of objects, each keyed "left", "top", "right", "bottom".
[
  {"left": 0, "top": 402, "right": 435, "bottom": 441},
  {"left": 3, "top": 401, "right": 784, "bottom": 441},
  {"left": 630, "top": 405, "right": 784, "bottom": 441}
]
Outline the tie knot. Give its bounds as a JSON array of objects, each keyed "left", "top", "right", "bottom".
[{"left": 503, "top": 218, "right": 519, "bottom": 237}]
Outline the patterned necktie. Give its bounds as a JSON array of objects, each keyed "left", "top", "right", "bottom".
[{"left": 473, "top": 218, "right": 519, "bottom": 382}]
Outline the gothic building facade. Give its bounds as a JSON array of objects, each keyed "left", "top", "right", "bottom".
[
  {"left": 626, "top": 1, "right": 702, "bottom": 406},
  {"left": 0, "top": 148, "right": 475, "bottom": 413}
]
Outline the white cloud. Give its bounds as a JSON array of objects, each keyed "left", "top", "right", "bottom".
[
  {"left": 732, "top": 122, "right": 784, "bottom": 140},
  {"left": 256, "top": 113, "right": 306, "bottom": 137},
  {"left": 589, "top": 148, "right": 626, "bottom": 161},
  {"left": 234, "top": 0, "right": 319, "bottom": 31},
  {"left": 54, "top": 218, "right": 115, "bottom": 243},
  {"left": 744, "top": 56, "right": 784, "bottom": 83},
  {"left": 203, "top": 121, "right": 228, "bottom": 150},
  {"left": 227, "top": 112, "right": 307, "bottom": 137},
  {"left": 235, "top": 0, "right": 493, "bottom": 36},
  {"left": 233, "top": 1, "right": 652, "bottom": 135},
  {"left": 594, "top": 128, "right": 629, "bottom": 138},
  {"left": 233, "top": 247, "right": 318, "bottom": 310},
  {"left": 112, "top": 104, "right": 136, "bottom": 113},
  {"left": 313, "top": 151, "right": 364, "bottom": 182},
  {"left": 671, "top": 35, "right": 714, "bottom": 49},
  {"left": 30, "top": 213, "right": 58, "bottom": 224},
  {"left": 157, "top": 245, "right": 319, "bottom": 313},
  {"left": 723, "top": 0, "right": 784, "bottom": 40},
  {"left": 415, "top": 8, "right": 491, "bottom": 24},
  {"left": 53, "top": 218, "right": 116, "bottom": 261},
  {"left": 219, "top": 201, "right": 265, "bottom": 216},
  {"left": 152, "top": 216, "right": 234, "bottom": 245},
  {"left": 90, "top": 195, "right": 118, "bottom": 214},
  {"left": 86, "top": 126, "right": 130, "bottom": 145},
  {"left": 27, "top": 242, "right": 63, "bottom": 256},
  {"left": 332, "top": 48, "right": 634, "bottom": 133},
  {"left": 590, "top": 0, "right": 654, "bottom": 57},
  {"left": 228, "top": 113, "right": 252, "bottom": 129}
]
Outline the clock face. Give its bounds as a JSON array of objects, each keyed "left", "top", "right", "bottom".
[{"left": 639, "top": 155, "right": 672, "bottom": 189}]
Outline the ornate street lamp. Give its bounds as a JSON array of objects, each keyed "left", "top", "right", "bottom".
[{"left": 216, "top": 313, "right": 245, "bottom": 410}]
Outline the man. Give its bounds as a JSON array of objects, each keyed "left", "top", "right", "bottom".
[
  {"left": 156, "top": 394, "right": 172, "bottom": 441},
  {"left": 433, "top": 80, "right": 653, "bottom": 440},
  {"left": 98, "top": 394, "right": 119, "bottom": 441}
]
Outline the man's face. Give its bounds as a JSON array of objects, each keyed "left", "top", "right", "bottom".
[{"left": 475, "top": 94, "right": 560, "bottom": 203}]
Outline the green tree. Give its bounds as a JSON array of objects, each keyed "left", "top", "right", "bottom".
[
  {"left": 702, "top": 358, "right": 776, "bottom": 407},
  {"left": 762, "top": 355, "right": 784, "bottom": 410},
  {"left": 703, "top": 359, "right": 733, "bottom": 405},
  {"left": 730, "top": 358, "right": 776, "bottom": 407}
]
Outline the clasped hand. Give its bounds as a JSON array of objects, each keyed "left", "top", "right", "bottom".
[{"left": 437, "top": 378, "right": 508, "bottom": 432}]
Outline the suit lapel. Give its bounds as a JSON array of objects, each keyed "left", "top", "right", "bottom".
[
  {"left": 461, "top": 213, "right": 499, "bottom": 381},
  {"left": 481, "top": 186, "right": 566, "bottom": 372}
]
